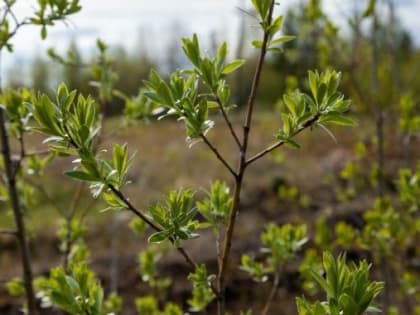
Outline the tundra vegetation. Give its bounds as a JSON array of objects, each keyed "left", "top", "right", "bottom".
[{"left": 0, "top": 0, "right": 419, "bottom": 315}]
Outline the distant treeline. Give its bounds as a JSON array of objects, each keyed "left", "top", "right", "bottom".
[{"left": 4, "top": 0, "right": 420, "bottom": 116}]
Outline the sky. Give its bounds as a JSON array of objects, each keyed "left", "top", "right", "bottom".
[{"left": 2, "top": 0, "right": 420, "bottom": 73}]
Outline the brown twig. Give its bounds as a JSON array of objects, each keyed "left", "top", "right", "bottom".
[
  {"left": 215, "top": 96, "right": 241, "bottom": 149},
  {"left": 246, "top": 114, "right": 321, "bottom": 166},
  {"left": 261, "top": 272, "right": 281, "bottom": 315},
  {"left": 216, "top": 2, "right": 276, "bottom": 315},
  {"left": 201, "top": 134, "right": 237, "bottom": 178},
  {"left": 108, "top": 184, "right": 198, "bottom": 270},
  {"left": 0, "top": 107, "right": 37, "bottom": 315}
]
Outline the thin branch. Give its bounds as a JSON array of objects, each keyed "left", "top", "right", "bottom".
[
  {"left": 261, "top": 272, "right": 281, "bottom": 315},
  {"left": 216, "top": 2, "right": 276, "bottom": 314},
  {"left": 23, "top": 149, "right": 50, "bottom": 158},
  {"left": 201, "top": 134, "right": 237, "bottom": 178},
  {"left": 246, "top": 114, "right": 321, "bottom": 166},
  {"left": 107, "top": 184, "right": 198, "bottom": 270},
  {"left": 24, "top": 176, "right": 66, "bottom": 217},
  {"left": 63, "top": 183, "right": 84, "bottom": 271},
  {"left": 215, "top": 96, "right": 241, "bottom": 149},
  {"left": 0, "top": 107, "right": 37, "bottom": 315},
  {"left": 242, "top": 1, "right": 276, "bottom": 151}
]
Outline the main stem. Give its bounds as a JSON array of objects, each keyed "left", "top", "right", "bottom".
[
  {"left": 371, "top": 13, "right": 385, "bottom": 199},
  {"left": 0, "top": 108, "right": 37, "bottom": 315},
  {"left": 216, "top": 2, "right": 275, "bottom": 314}
]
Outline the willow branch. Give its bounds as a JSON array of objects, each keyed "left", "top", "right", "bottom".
[
  {"left": 261, "top": 272, "right": 281, "bottom": 315},
  {"left": 0, "top": 107, "right": 37, "bottom": 315},
  {"left": 216, "top": 2, "right": 276, "bottom": 315},
  {"left": 201, "top": 134, "right": 237, "bottom": 178},
  {"left": 246, "top": 114, "right": 321, "bottom": 166},
  {"left": 215, "top": 96, "right": 241, "bottom": 149},
  {"left": 108, "top": 184, "right": 198, "bottom": 270}
]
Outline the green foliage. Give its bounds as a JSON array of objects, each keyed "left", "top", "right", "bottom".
[
  {"left": 398, "top": 95, "right": 420, "bottom": 137},
  {"left": 135, "top": 296, "right": 159, "bottom": 315},
  {"left": 31, "top": 83, "right": 134, "bottom": 202},
  {"left": 360, "top": 199, "right": 402, "bottom": 256},
  {"left": 129, "top": 217, "right": 147, "bottom": 236},
  {"left": 90, "top": 39, "right": 119, "bottom": 104},
  {"left": 276, "top": 70, "right": 354, "bottom": 147},
  {"left": 148, "top": 190, "right": 199, "bottom": 247},
  {"left": 6, "top": 278, "right": 25, "bottom": 297},
  {"left": 138, "top": 245, "right": 171, "bottom": 294},
  {"left": 144, "top": 34, "right": 246, "bottom": 143},
  {"left": 363, "top": 0, "right": 377, "bottom": 18},
  {"left": 196, "top": 181, "right": 232, "bottom": 228},
  {"left": 135, "top": 296, "right": 183, "bottom": 315},
  {"left": 398, "top": 167, "right": 420, "bottom": 213},
  {"left": 0, "top": 1, "right": 368, "bottom": 314},
  {"left": 0, "top": 89, "right": 32, "bottom": 137},
  {"left": 0, "top": 0, "right": 81, "bottom": 51},
  {"left": 144, "top": 70, "right": 214, "bottom": 143},
  {"left": 297, "top": 252, "right": 383, "bottom": 315},
  {"left": 120, "top": 89, "right": 159, "bottom": 122},
  {"left": 42, "top": 264, "right": 120, "bottom": 315},
  {"left": 241, "top": 223, "right": 307, "bottom": 281},
  {"left": 261, "top": 223, "right": 307, "bottom": 268},
  {"left": 240, "top": 255, "right": 270, "bottom": 283},
  {"left": 188, "top": 265, "right": 215, "bottom": 312}
]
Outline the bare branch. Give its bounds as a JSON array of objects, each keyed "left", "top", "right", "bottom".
[{"left": 201, "top": 134, "right": 237, "bottom": 178}]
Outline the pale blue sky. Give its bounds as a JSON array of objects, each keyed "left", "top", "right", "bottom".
[{"left": 3, "top": 0, "right": 420, "bottom": 72}]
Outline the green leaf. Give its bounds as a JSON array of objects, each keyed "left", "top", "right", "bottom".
[
  {"left": 65, "top": 171, "right": 99, "bottom": 182},
  {"left": 41, "top": 25, "right": 47, "bottom": 39},
  {"left": 286, "top": 139, "right": 301, "bottom": 149},
  {"left": 252, "top": 40, "right": 263, "bottom": 48},
  {"left": 222, "top": 60, "right": 245, "bottom": 75},
  {"left": 148, "top": 231, "right": 169, "bottom": 244},
  {"left": 270, "top": 36, "right": 296, "bottom": 46},
  {"left": 320, "top": 114, "right": 357, "bottom": 126}
]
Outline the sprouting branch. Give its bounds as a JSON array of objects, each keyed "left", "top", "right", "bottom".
[
  {"left": 201, "top": 134, "right": 237, "bottom": 178},
  {"left": 108, "top": 184, "right": 199, "bottom": 270},
  {"left": 216, "top": 2, "right": 276, "bottom": 315},
  {"left": 246, "top": 114, "right": 321, "bottom": 166}
]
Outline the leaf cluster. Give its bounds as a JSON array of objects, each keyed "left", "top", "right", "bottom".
[
  {"left": 297, "top": 252, "right": 383, "bottom": 315},
  {"left": 148, "top": 190, "right": 199, "bottom": 247}
]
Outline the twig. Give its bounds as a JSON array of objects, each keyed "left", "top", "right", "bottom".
[
  {"left": 261, "top": 272, "right": 281, "bottom": 315},
  {"left": 108, "top": 184, "right": 198, "bottom": 270},
  {"left": 216, "top": 3, "right": 276, "bottom": 314},
  {"left": 201, "top": 134, "right": 237, "bottom": 178},
  {"left": 246, "top": 114, "right": 320, "bottom": 166},
  {"left": 0, "top": 107, "right": 37, "bottom": 315},
  {"left": 215, "top": 96, "right": 241, "bottom": 149}
]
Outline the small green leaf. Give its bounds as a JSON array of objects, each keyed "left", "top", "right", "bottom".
[
  {"left": 148, "top": 231, "right": 169, "bottom": 244},
  {"left": 320, "top": 114, "right": 357, "bottom": 126},
  {"left": 41, "top": 26, "right": 47, "bottom": 39},
  {"left": 222, "top": 60, "right": 245, "bottom": 75},
  {"left": 252, "top": 40, "right": 263, "bottom": 48},
  {"left": 270, "top": 36, "right": 296, "bottom": 46},
  {"left": 65, "top": 171, "right": 99, "bottom": 182}
]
